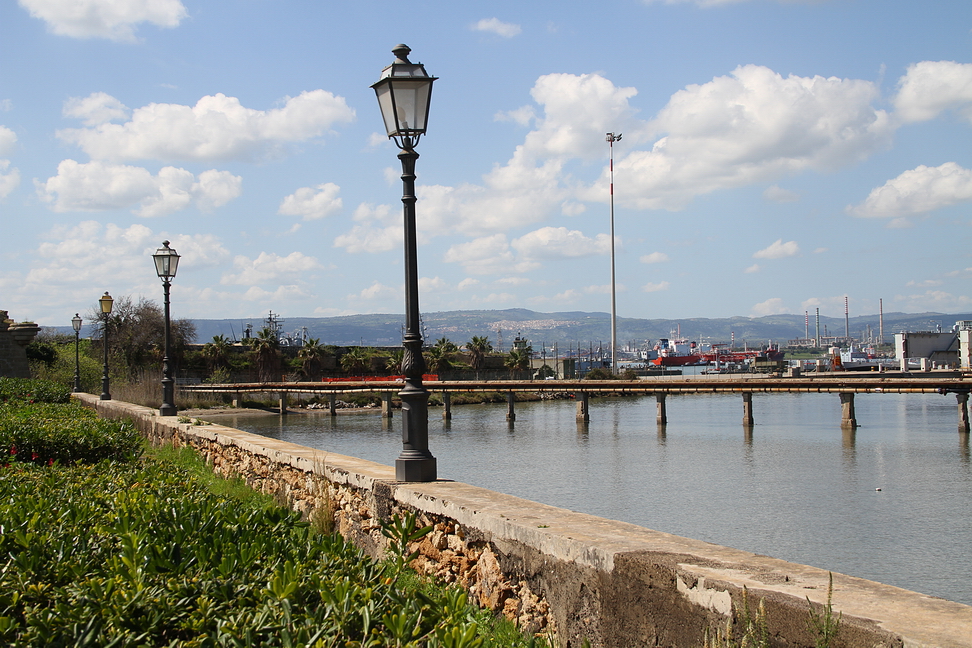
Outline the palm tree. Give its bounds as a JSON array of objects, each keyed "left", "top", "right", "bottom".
[
  {"left": 250, "top": 327, "right": 280, "bottom": 383},
  {"left": 385, "top": 349, "right": 405, "bottom": 374},
  {"left": 505, "top": 348, "right": 531, "bottom": 379},
  {"left": 466, "top": 336, "right": 492, "bottom": 378},
  {"left": 425, "top": 338, "right": 457, "bottom": 374},
  {"left": 297, "top": 337, "right": 326, "bottom": 381},
  {"left": 340, "top": 347, "right": 367, "bottom": 376},
  {"left": 201, "top": 334, "right": 231, "bottom": 374}
]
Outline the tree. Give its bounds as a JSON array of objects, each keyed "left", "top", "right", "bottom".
[
  {"left": 385, "top": 350, "right": 404, "bottom": 374},
  {"left": 466, "top": 336, "right": 493, "bottom": 377},
  {"left": 201, "top": 334, "right": 231, "bottom": 374},
  {"left": 297, "top": 337, "right": 327, "bottom": 381},
  {"left": 250, "top": 327, "right": 280, "bottom": 383},
  {"left": 505, "top": 348, "right": 531, "bottom": 378},
  {"left": 425, "top": 338, "right": 457, "bottom": 374},
  {"left": 339, "top": 347, "right": 367, "bottom": 375}
]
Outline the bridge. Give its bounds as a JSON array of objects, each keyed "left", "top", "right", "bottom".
[{"left": 181, "top": 373, "right": 972, "bottom": 432}]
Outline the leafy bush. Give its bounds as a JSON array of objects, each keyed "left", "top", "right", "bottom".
[
  {"left": 0, "top": 377, "right": 70, "bottom": 404},
  {"left": 0, "top": 401, "right": 142, "bottom": 465},
  {"left": 0, "top": 458, "right": 537, "bottom": 647}
]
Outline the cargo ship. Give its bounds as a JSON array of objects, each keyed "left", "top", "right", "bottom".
[{"left": 647, "top": 339, "right": 784, "bottom": 367}]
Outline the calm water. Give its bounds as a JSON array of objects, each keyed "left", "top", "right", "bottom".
[{"left": 205, "top": 391, "right": 972, "bottom": 606}]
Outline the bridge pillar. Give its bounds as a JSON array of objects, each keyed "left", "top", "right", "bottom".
[
  {"left": 278, "top": 392, "right": 288, "bottom": 415},
  {"left": 442, "top": 392, "right": 452, "bottom": 420},
  {"left": 576, "top": 392, "right": 590, "bottom": 422},
  {"left": 381, "top": 392, "right": 393, "bottom": 418},
  {"left": 840, "top": 392, "right": 857, "bottom": 429},
  {"left": 655, "top": 393, "right": 667, "bottom": 425},
  {"left": 232, "top": 392, "right": 240, "bottom": 408},
  {"left": 742, "top": 392, "right": 754, "bottom": 427},
  {"left": 957, "top": 392, "right": 970, "bottom": 434},
  {"left": 506, "top": 392, "right": 516, "bottom": 422},
  {"left": 328, "top": 392, "right": 337, "bottom": 417}
]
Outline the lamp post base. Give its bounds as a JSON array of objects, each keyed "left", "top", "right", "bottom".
[
  {"left": 396, "top": 455, "right": 437, "bottom": 482},
  {"left": 159, "top": 404, "right": 177, "bottom": 417}
]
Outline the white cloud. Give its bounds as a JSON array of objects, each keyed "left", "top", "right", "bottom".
[
  {"left": 847, "top": 162, "right": 972, "bottom": 219},
  {"left": 18, "top": 0, "right": 188, "bottom": 42},
  {"left": 494, "top": 106, "right": 536, "bottom": 126},
  {"left": 894, "top": 290, "right": 972, "bottom": 313},
  {"left": 278, "top": 182, "right": 342, "bottom": 220},
  {"left": 642, "top": 281, "right": 670, "bottom": 293},
  {"left": 333, "top": 224, "right": 401, "bottom": 254},
  {"left": 349, "top": 281, "right": 399, "bottom": 303},
  {"left": 37, "top": 159, "right": 242, "bottom": 216},
  {"left": 640, "top": 251, "right": 669, "bottom": 264},
  {"left": 894, "top": 61, "right": 972, "bottom": 124},
  {"left": 472, "top": 17, "right": 522, "bottom": 38},
  {"left": 753, "top": 239, "right": 799, "bottom": 259},
  {"left": 222, "top": 251, "right": 322, "bottom": 286},
  {"left": 744, "top": 264, "right": 761, "bottom": 273},
  {"left": 0, "top": 126, "right": 17, "bottom": 156},
  {"left": 510, "top": 226, "right": 612, "bottom": 259},
  {"left": 0, "top": 160, "right": 20, "bottom": 199},
  {"left": 58, "top": 91, "right": 355, "bottom": 162},
  {"left": 763, "top": 185, "right": 801, "bottom": 203},
  {"left": 458, "top": 278, "right": 480, "bottom": 291},
  {"left": 906, "top": 279, "right": 943, "bottom": 288},
  {"left": 751, "top": 298, "right": 787, "bottom": 316},
  {"left": 443, "top": 234, "right": 538, "bottom": 275},
  {"left": 600, "top": 65, "right": 892, "bottom": 210}
]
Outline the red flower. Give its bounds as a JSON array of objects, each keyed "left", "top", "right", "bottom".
[
  {"left": 9, "top": 446, "right": 16, "bottom": 456},
  {"left": 47, "top": 458, "right": 54, "bottom": 466},
  {"left": 31, "top": 452, "right": 39, "bottom": 461}
]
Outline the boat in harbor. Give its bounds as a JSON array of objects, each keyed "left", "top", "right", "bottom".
[{"left": 646, "top": 339, "right": 785, "bottom": 367}]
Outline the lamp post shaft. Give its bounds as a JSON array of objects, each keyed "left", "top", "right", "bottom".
[
  {"left": 608, "top": 135, "right": 618, "bottom": 375},
  {"left": 160, "top": 279, "right": 177, "bottom": 416},
  {"left": 73, "top": 329, "right": 81, "bottom": 393},
  {"left": 100, "top": 315, "right": 110, "bottom": 400},
  {"left": 396, "top": 148, "right": 436, "bottom": 482}
]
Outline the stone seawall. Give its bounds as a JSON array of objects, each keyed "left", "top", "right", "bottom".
[{"left": 76, "top": 394, "right": 972, "bottom": 648}]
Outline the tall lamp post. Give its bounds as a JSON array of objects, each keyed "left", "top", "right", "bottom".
[
  {"left": 71, "top": 313, "right": 82, "bottom": 393},
  {"left": 99, "top": 292, "right": 113, "bottom": 400},
  {"left": 153, "top": 240, "right": 180, "bottom": 417},
  {"left": 372, "top": 44, "right": 437, "bottom": 482},
  {"left": 606, "top": 132, "right": 621, "bottom": 374}
]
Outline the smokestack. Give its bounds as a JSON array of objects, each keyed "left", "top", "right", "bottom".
[
  {"left": 815, "top": 308, "right": 820, "bottom": 347},
  {"left": 879, "top": 298, "right": 884, "bottom": 347},
  {"left": 805, "top": 311, "right": 809, "bottom": 341},
  {"left": 845, "top": 296, "right": 850, "bottom": 344}
]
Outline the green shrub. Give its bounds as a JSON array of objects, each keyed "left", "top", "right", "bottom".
[
  {"left": 0, "top": 377, "right": 70, "bottom": 404},
  {"left": 0, "top": 401, "right": 141, "bottom": 465}
]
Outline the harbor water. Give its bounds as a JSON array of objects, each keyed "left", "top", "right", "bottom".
[{"left": 207, "top": 391, "right": 972, "bottom": 606}]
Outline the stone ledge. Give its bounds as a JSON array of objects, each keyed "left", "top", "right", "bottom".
[{"left": 75, "top": 394, "right": 972, "bottom": 648}]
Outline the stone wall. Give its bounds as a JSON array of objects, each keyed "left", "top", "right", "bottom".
[
  {"left": 76, "top": 394, "right": 972, "bottom": 648},
  {"left": 0, "top": 311, "right": 41, "bottom": 378}
]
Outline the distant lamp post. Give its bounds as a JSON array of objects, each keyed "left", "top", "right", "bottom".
[
  {"left": 606, "top": 132, "right": 621, "bottom": 374},
  {"left": 372, "top": 44, "right": 437, "bottom": 482},
  {"left": 153, "top": 240, "right": 180, "bottom": 417},
  {"left": 71, "top": 313, "right": 82, "bottom": 393},
  {"left": 99, "top": 292, "right": 113, "bottom": 400}
]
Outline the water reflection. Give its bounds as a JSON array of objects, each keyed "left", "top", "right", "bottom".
[{"left": 204, "top": 392, "right": 972, "bottom": 606}]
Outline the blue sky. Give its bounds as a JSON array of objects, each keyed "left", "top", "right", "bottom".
[{"left": 1, "top": 0, "right": 971, "bottom": 327}]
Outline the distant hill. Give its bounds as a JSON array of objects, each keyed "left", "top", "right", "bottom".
[{"left": 191, "top": 308, "right": 972, "bottom": 349}]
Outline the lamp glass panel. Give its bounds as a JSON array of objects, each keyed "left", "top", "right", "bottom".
[{"left": 375, "top": 83, "right": 398, "bottom": 137}]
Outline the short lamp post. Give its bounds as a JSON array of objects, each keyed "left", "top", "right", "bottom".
[
  {"left": 372, "top": 44, "right": 437, "bottom": 482},
  {"left": 153, "top": 240, "right": 180, "bottom": 417},
  {"left": 71, "top": 313, "right": 82, "bottom": 393},
  {"left": 99, "top": 292, "right": 113, "bottom": 400}
]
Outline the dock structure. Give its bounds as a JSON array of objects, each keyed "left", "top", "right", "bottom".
[{"left": 182, "top": 374, "right": 972, "bottom": 432}]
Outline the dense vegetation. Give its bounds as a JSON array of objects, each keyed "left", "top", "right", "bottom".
[{"left": 0, "top": 378, "right": 546, "bottom": 647}]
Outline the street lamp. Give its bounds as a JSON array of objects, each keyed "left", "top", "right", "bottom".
[
  {"left": 99, "top": 292, "right": 113, "bottom": 400},
  {"left": 606, "top": 132, "right": 621, "bottom": 374},
  {"left": 153, "top": 240, "right": 180, "bottom": 417},
  {"left": 71, "top": 313, "right": 82, "bottom": 393},
  {"left": 372, "top": 44, "right": 437, "bottom": 482}
]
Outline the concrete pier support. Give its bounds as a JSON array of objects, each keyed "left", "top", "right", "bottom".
[
  {"left": 742, "top": 392, "right": 754, "bottom": 427},
  {"left": 278, "top": 392, "right": 288, "bottom": 415},
  {"left": 232, "top": 393, "right": 240, "bottom": 408},
  {"left": 575, "top": 392, "right": 590, "bottom": 422},
  {"left": 328, "top": 392, "right": 337, "bottom": 417},
  {"left": 381, "top": 392, "right": 393, "bottom": 418},
  {"left": 957, "top": 392, "right": 970, "bottom": 434},
  {"left": 442, "top": 392, "right": 452, "bottom": 420},
  {"left": 506, "top": 392, "right": 516, "bottom": 422},
  {"left": 840, "top": 392, "right": 858, "bottom": 429},
  {"left": 655, "top": 393, "right": 667, "bottom": 425}
]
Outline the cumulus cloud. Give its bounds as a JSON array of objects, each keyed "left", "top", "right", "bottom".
[
  {"left": 847, "top": 162, "right": 972, "bottom": 219},
  {"left": 751, "top": 297, "right": 788, "bottom": 316},
  {"left": 744, "top": 264, "right": 761, "bottom": 273},
  {"left": 37, "top": 159, "right": 242, "bottom": 216},
  {"left": 597, "top": 65, "right": 892, "bottom": 210},
  {"left": 763, "top": 185, "right": 801, "bottom": 203},
  {"left": 0, "top": 126, "right": 19, "bottom": 199},
  {"left": 472, "top": 17, "right": 522, "bottom": 38},
  {"left": 640, "top": 252, "right": 669, "bottom": 264},
  {"left": 18, "top": 0, "right": 188, "bottom": 42},
  {"left": 443, "top": 234, "right": 538, "bottom": 275},
  {"left": 57, "top": 91, "right": 355, "bottom": 162},
  {"left": 753, "top": 239, "right": 799, "bottom": 259},
  {"left": 894, "top": 61, "right": 972, "bottom": 124},
  {"left": 222, "top": 251, "right": 322, "bottom": 286},
  {"left": 510, "top": 226, "right": 612, "bottom": 259},
  {"left": 0, "top": 126, "right": 17, "bottom": 156},
  {"left": 642, "top": 281, "right": 670, "bottom": 293},
  {"left": 278, "top": 182, "right": 342, "bottom": 220}
]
